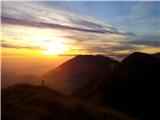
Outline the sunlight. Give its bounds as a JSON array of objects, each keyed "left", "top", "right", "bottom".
[
  {"left": 36, "top": 36, "right": 69, "bottom": 55},
  {"left": 43, "top": 41, "right": 67, "bottom": 55}
]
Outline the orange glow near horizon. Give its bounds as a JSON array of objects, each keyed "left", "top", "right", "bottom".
[{"left": 1, "top": 24, "right": 160, "bottom": 57}]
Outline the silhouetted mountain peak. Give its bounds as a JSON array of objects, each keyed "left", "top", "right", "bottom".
[
  {"left": 42, "top": 54, "right": 119, "bottom": 94},
  {"left": 122, "top": 52, "right": 151, "bottom": 61},
  {"left": 55, "top": 55, "right": 118, "bottom": 73},
  {"left": 121, "top": 52, "right": 160, "bottom": 67},
  {"left": 152, "top": 52, "right": 160, "bottom": 59},
  {"left": 73, "top": 52, "right": 160, "bottom": 119},
  {"left": 72, "top": 54, "right": 113, "bottom": 62}
]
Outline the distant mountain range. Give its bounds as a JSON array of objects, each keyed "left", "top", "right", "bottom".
[
  {"left": 73, "top": 52, "right": 160, "bottom": 119},
  {"left": 41, "top": 52, "right": 160, "bottom": 119},
  {"left": 2, "top": 52, "right": 160, "bottom": 120}
]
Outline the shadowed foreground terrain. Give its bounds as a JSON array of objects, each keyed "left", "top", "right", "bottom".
[{"left": 2, "top": 84, "right": 133, "bottom": 120}]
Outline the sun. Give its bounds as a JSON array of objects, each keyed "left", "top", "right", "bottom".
[
  {"left": 43, "top": 40, "right": 67, "bottom": 55},
  {"left": 36, "top": 36, "right": 68, "bottom": 55}
]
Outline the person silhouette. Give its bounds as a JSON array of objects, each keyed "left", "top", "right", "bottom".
[{"left": 42, "top": 80, "right": 45, "bottom": 86}]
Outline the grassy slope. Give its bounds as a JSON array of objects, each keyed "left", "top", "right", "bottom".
[{"left": 2, "top": 84, "right": 134, "bottom": 120}]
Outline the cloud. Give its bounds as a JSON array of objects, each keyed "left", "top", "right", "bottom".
[
  {"left": 1, "top": 41, "right": 45, "bottom": 50},
  {"left": 1, "top": 2, "right": 134, "bottom": 36},
  {"left": 2, "top": 16, "right": 134, "bottom": 36},
  {"left": 0, "top": 16, "right": 116, "bottom": 34},
  {"left": 128, "top": 35, "right": 160, "bottom": 47},
  {"left": 109, "top": 45, "right": 136, "bottom": 51},
  {"left": 129, "top": 40, "right": 160, "bottom": 48}
]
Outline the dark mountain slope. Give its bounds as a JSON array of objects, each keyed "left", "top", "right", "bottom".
[
  {"left": 152, "top": 52, "right": 160, "bottom": 59},
  {"left": 2, "top": 84, "right": 133, "bottom": 120},
  {"left": 73, "top": 52, "right": 160, "bottom": 119},
  {"left": 42, "top": 55, "right": 119, "bottom": 94},
  {"left": 105, "top": 52, "right": 160, "bottom": 119}
]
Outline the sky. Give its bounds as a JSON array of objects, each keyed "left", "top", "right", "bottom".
[
  {"left": 1, "top": 1, "right": 160, "bottom": 58},
  {"left": 1, "top": 1, "right": 160, "bottom": 87}
]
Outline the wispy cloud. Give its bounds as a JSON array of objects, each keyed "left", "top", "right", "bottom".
[
  {"left": 128, "top": 35, "right": 160, "bottom": 48},
  {"left": 1, "top": 16, "right": 129, "bottom": 35},
  {"left": 1, "top": 40, "right": 45, "bottom": 50},
  {"left": 1, "top": 2, "right": 134, "bottom": 36}
]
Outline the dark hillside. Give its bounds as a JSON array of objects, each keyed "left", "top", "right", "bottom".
[
  {"left": 73, "top": 52, "right": 160, "bottom": 119},
  {"left": 2, "top": 84, "right": 133, "bottom": 120}
]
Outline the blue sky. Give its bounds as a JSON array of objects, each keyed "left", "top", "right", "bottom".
[
  {"left": 43, "top": 1, "right": 159, "bottom": 35},
  {"left": 1, "top": 1, "right": 160, "bottom": 58}
]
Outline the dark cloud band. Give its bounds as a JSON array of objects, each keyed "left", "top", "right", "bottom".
[
  {"left": 2, "top": 42, "right": 45, "bottom": 50},
  {"left": 2, "top": 16, "right": 134, "bottom": 36}
]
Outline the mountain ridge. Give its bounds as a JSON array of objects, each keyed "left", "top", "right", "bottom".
[
  {"left": 42, "top": 55, "right": 119, "bottom": 94},
  {"left": 2, "top": 52, "right": 160, "bottom": 120},
  {"left": 73, "top": 52, "right": 160, "bottom": 119}
]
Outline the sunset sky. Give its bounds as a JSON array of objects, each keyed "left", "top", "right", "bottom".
[
  {"left": 1, "top": 1, "right": 160, "bottom": 87},
  {"left": 2, "top": 1, "right": 159, "bottom": 58}
]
